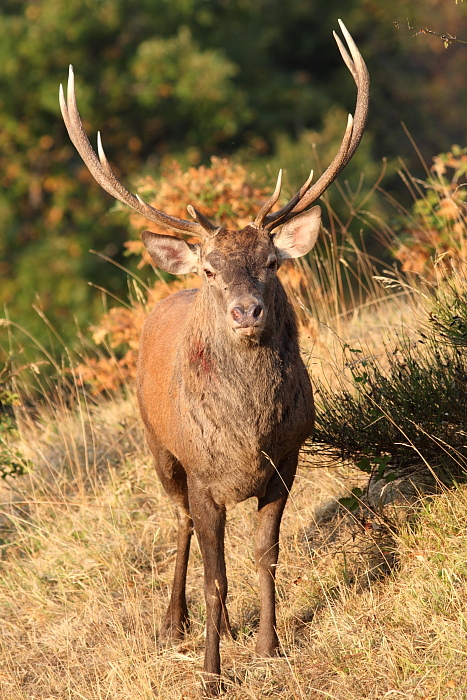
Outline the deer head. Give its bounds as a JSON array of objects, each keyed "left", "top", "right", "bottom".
[
  {"left": 59, "top": 19, "right": 369, "bottom": 341},
  {"left": 140, "top": 201, "right": 322, "bottom": 339}
]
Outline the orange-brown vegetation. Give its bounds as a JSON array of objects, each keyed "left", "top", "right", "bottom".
[
  {"left": 394, "top": 146, "right": 467, "bottom": 275},
  {"left": 122, "top": 156, "right": 270, "bottom": 265}
]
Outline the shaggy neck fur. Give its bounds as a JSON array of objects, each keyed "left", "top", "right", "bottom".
[{"left": 182, "top": 275, "right": 300, "bottom": 385}]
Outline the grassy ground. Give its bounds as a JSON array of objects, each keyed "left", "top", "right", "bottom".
[{"left": 1, "top": 288, "right": 467, "bottom": 699}]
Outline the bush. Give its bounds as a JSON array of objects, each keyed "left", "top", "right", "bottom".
[{"left": 310, "top": 278, "right": 467, "bottom": 484}]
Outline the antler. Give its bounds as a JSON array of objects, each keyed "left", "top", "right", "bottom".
[
  {"left": 60, "top": 19, "right": 368, "bottom": 239},
  {"left": 258, "top": 19, "right": 370, "bottom": 232},
  {"left": 59, "top": 66, "right": 217, "bottom": 238}
]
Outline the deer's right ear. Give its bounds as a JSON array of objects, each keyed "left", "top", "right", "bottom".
[{"left": 141, "top": 231, "right": 200, "bottom": 275}]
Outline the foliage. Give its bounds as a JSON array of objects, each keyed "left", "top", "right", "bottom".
[
  {"left": 314, "top": 146, "right": 467, "bottom": 485},
  {"left": 428, "top": 282, "right": 467, "bottom": 349},
  {"left": 122, "top": 156, "right": 272, "bottom": 260},
  {"left": 311, "top": 280, "right": 467, "bottom": 482},
  {"left": 393, "top": 146, "right": 467, "bottom": 276}
]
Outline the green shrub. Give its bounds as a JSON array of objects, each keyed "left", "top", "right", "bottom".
[{"left": 310, "top": 284, "right": 467, "bottom": 483}]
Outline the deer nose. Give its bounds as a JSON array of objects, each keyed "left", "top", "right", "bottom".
[{"left": 230, "top": 301, "right": 265, "bottom": 326}]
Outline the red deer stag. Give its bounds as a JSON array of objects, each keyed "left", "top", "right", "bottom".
[{"left": 60, "top": 19, "right": 368, "bottom": 696}]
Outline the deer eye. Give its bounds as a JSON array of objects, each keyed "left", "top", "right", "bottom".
[
  {"left": 204, "top": 268, "right": 215, "bottom": 279},
  {"left": 267, "top": 259, "right": 277, "bottom": 271}
]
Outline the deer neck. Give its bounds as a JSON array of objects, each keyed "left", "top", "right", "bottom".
[{"left": 181, "top": 279, "right": 300, "bottom": 381}]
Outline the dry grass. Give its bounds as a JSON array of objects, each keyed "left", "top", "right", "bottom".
[
  {"left": 2, "top": 288, "right": 466, "bottom": 699},
  {"left": 0, "top": 386, "right": 356, "bottom": 699}
]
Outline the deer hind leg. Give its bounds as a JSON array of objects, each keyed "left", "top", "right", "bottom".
[
  {"left": 188, "top": 482, "right": 230, "bottom": 697},
  {"left": 148, "top": 439, "right": 193, "bottom": 640},
  {"left": 255, "top": 451, "right": 298, "bottom": 657}
]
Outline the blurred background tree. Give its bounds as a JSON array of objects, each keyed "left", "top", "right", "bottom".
[{"left": 0, "top": 0, "right": 465, "bottom": 355}]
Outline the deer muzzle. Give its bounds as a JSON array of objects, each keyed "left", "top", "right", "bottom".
[{"left": 228, "top": 299, "right": 266, "bottom": 338}]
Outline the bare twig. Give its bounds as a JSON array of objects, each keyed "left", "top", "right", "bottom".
[{"left": 394, "top": 19, "right": 467, "bottom": 48}]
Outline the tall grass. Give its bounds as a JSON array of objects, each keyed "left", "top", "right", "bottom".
[{"left": 2, "top": 369, "right": 467, "bottom": 698}]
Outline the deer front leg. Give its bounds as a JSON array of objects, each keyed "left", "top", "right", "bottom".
[
  {"left": 255, "top": 452, "right": 298, "bottom": 657},
  {"left": 188, "top": 483, "right": 230, "bottom": 697},
  {"left": 161, "top": 508, "right": 193, "bottom": 639},
  {"left": 148, "top": 442, "right": 193, "bottom": 640}
]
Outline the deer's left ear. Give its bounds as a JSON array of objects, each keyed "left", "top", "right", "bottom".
[{"left": 273, "top": 205, "right": 321, "bottom": 260}]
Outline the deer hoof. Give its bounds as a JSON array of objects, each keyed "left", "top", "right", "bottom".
[
  {"left": 160, "top": 614, "right": 189, "bottom": 642},
  {"left": 255, "top": 636, "right": 280, "bottom": 657},
  {"left": 200, "top": 673, "right": 223, "bottom": 698}
]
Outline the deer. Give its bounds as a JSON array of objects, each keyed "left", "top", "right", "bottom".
[{"left": 59, "top": 19, "right": 369, "bottom": 696}]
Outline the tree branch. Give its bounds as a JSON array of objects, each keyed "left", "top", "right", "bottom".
[{"left": 394, "top": 19, "right": 467, "bottom": 48}]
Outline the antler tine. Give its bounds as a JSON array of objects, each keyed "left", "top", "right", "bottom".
[
  {"left": 253, "top": 169, "right": 282, "bottom": 228},
  {"left": 265, "top": 20, "right": 369, "bottom": 231},
  {"left": 264, "top": 168, "right": 314, "bottom": 229},
  {"left": 187, "top": 205, "right": 221, "bottom": 237},
  {"left": 336, "top": 19, "right": 369, "bottom": 161},
  {"left": 333, "top": 30, "right": 357, "bottom": 82},
  {"left": 60, "top": 66, "right": 205, "bottom": 238},
  {"left": 97, "top": 131, "right": 117, "bottom": 177}
]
